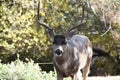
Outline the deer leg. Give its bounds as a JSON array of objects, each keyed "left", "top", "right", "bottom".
[
  {"left": 72, "top": 68, "right": 82, "bottom": 80},
  {"left": 82, "top": 58, "right": 91, "bottom": 80},
  {"left": 57, "top": 73, "right": 63, "bottom": 80}
]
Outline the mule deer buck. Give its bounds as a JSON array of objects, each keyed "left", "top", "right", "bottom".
[{"left": 37, "top": 2, "right": 93, "bottom": 80}]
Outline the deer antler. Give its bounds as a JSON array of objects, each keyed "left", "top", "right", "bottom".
[
  {"left": 37, "top": 1, "right": 56, "bottom": 37},
  {"left": 68, "top": 4, "right": 86, "bottom": 33},
  {"left": 68, "top": 22, "right": 86, "bottom": 32}
]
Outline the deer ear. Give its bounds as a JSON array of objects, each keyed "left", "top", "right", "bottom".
[
  {"left": 48, "top": 29, "right": 56, "bottom": 39},
  {"left": 62, "top": 31, "right": 70, "bottom": 40},
  {"left": 62, "top": 32, "right": 69, "bottom": 39},
  {"left": 69, "top": 30, "right": 76, "bottom": 37},
  {"left": 45, "top": 29, "right": 56, "bottom": 40},
  {"left": 62, "top": 30, "right": 75, "bottom": 39}
]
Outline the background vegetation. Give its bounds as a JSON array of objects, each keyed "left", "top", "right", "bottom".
[{"left": 0, "top": 0, "right": 120, "bottom": 76}]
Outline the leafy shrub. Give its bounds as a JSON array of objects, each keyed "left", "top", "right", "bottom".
[
  {"left": 0, "top": 59, "right": 41, "bottom": 80},
  {"left": 0, "top": 59, "right": 52, "bottom": 80}
]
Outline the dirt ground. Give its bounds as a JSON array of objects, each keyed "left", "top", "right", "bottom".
[{"left": 87, "top": 76, "right": 120, "bottom": 80}]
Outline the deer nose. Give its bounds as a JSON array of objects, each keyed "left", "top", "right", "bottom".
[{"left": 55, "top": 49, "right": 63, "bottom": 55}]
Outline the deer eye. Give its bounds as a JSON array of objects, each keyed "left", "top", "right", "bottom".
[
  {"left": 62, "top": 41, "right": 67, "bottom": 45},
  {"left": 52, "top": 41, "right": 56, "bottom": 44}
]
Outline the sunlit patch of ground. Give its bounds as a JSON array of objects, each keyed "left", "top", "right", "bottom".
[
  {"left": 87, "top": 76, "right": 120, "bottom": 80},
  {"left": 64, "top": 76, "right": 120, "bottom": 80}
]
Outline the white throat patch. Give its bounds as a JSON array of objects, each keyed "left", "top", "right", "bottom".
[{"left": 73, "top": 47, "right": 78, "bottom": 60}]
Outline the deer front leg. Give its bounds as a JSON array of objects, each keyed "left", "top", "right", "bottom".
[
  {"left": 57, "top": 73, "right": 63, "bottom": 80},
  {"left": 82, "top": 58, "right": 91, "bottom": 80},
  {"left": 72, "top": 69, "right": 82, "bottom": 80}
]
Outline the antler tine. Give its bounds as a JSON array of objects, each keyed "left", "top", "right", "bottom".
[
  {"left": 68, "top": 3, "right": 86, "bottom": 32},
  {"left": 37, "top": 1, "right": 52, "bottom": 31},
  {"left": 68, "top": 22, "right": 86, "bottom": 32},
  {"left": 37, "top": 1, "right": 55, "bottom": 37},
  {"left": 38, "top": 20, "right": 53, "bottom": 31}
]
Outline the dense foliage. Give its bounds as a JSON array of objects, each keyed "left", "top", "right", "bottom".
[{"left": 0, "top": 0, "right": 120, "bottom": 75}]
